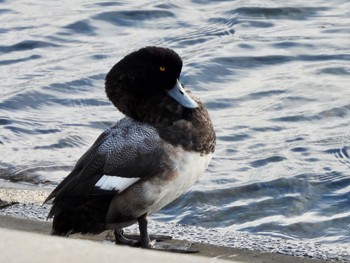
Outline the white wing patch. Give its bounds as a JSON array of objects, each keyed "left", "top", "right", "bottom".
[{"left": 95, "top": 175, "right": 140, "bottom": 192}]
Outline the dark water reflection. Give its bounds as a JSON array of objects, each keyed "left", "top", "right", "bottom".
[{"left": 1, "top": 0, "right": 350, "bottom": 246}]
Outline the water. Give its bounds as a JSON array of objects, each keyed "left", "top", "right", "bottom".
[{"left": 1, "top": 0, "right": 350, "bottom": 247}]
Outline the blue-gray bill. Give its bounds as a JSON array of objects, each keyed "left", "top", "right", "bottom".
[{"left": 167, "top": 80, "right": 198, "bottom": 109}]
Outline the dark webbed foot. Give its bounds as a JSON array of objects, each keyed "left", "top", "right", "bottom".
[
  {"left": 114, "top": 232, "right": 171, "bottom": 247},
  {"left": 114, "top": 230, "right": 197, "bottom": 253},
  {"left": 113, "top": 215, "right": 159, "bottom": 248},
  {"left": 114, "top": 229, "right": 140, "bottom": 247},
  {"left": 124, "top": 234, "right": 172, "bottom": 242},
  {"left": 137, "top": 215, "right": 198, "bottom": 252},
  {"left": 115, "top": 214, "right": 198, "bottom": 253}
]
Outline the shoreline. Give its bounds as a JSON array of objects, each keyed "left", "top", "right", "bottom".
[
  {"left": 0, "top": 183, "right": 349, "bottom": 262},
  {"left": 0, "top": 214, "right": 331, "bottom": 263}
]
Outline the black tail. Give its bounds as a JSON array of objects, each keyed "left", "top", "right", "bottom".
[{"left": 49, "top": 195, "right": 114, "bottom": 236}]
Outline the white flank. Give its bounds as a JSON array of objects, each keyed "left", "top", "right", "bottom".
[
  {"left": 95, "top": 175, "right": 140, "bottom": 192},
  {"left": 149, "top": 151, "right": 213, "bottom": 213}
]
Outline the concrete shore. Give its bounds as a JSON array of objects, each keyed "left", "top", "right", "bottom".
[{"left": 0, "top": 183, "right": 348, "bottom": 263}]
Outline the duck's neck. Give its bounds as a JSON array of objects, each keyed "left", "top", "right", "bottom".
[
  {"left": 139, "top": 100, "right": 216, "bottom": 155},
  {"left": 111, "top": 92, "right": 216, "bottom": 155}
]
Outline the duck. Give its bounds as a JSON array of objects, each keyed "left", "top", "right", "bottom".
[{"left": 44, "top": 46, "right": 216, "bottom": 249}]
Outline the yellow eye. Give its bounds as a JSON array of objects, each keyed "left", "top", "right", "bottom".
[{"left": 159, "top": 66, "right": 166, "bottom": 72}]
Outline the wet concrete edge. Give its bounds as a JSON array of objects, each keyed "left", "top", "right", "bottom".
[{"left": 0, "top": 184, "right": 346, "bottom": 263}]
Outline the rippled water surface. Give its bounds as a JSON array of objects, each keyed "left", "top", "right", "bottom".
[{"left": 1, "top": 0, "right": 350, "bottom": 246}]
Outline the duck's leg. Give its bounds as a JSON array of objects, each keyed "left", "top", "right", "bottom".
[
  {"left": 137, "top": 214, "right": 153, "bottom": 248},
  {"left": 117, "top": 215, "right": 197, "bottom": 253},
  {"left": 114, "top": 224, "right": 171, "bottom": 247},
  {"left": 138, "top": 215, "right": 198, "bottom": 253}
]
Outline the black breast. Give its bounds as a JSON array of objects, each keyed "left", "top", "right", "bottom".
[{"left": 139, "top": 92, "right": 216, "bottom": 155}]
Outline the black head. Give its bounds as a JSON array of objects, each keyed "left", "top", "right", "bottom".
[{"left": 105, "top": 46, "right": 198, "bottom": 120}]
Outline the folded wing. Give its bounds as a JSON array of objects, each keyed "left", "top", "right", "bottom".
[{"left": 45, "top": 117, "right": 165, "bottom": 209}]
